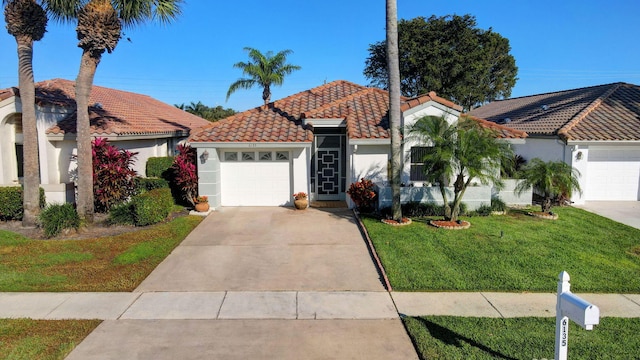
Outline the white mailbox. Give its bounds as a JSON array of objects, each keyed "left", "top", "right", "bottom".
[
  {"left": 554, "top": 271, "right": 600, "bottom": 360},
  {"left": 559, "top": 291, "right": 599, "bottom": 330}
]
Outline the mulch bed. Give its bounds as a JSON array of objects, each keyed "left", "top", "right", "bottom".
[
  {"left": 527, "top": 211, "right": 558, "bottom": 220},
  {"left": 381, "top": 217, "right": 412, "bottom": 226},
  {"left": 430, "top": 220, "right": 471, "bottom": 230}
]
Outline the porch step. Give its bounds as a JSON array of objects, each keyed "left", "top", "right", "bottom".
[{"left": 310, "top": 201, "right": 348, "bottom": 209}]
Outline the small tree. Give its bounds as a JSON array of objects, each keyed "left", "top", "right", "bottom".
[
  {"left": 92, "top": 138, "right": 138, "bottom": 212},
  {"left": 408, "top": 116, "right": 513, "bottom": 222},
  {"left": 171, "top": 144, "right": 198, "bottom": 207},
  {"left": 515, "top": 158, "right": 581, "bottom": 213}
]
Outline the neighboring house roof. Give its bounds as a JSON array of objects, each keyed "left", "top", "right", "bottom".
[
  {"left": 189, "top": 80, "right": 520, "bottom": 143},
  {"left": 461, "top": 115, "right": 528, "bottom": 139},
  {"left": 468, "top": 82, "right": 640, "bottom": 141},
  {"left": 3, "top": 79, "right": 211, "bottom": 138}
]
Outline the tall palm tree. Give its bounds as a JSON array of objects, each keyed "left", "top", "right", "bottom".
[
  {"left": 226, "top": 47, "right": 301, "bottom": 108},
  {"left": 515, "top": 158, "right": 581, "bottom": 213},
  {"left": 386, "top": 0, "right": 402, "bottom": 222},
  {"left": 409, "top": 116, "right": 513, "bottom": 221},
  {"left": 4, "top": 0, "right": 48, "bottom": 227},
  {"left": 73, "top": 0, "right": 182, "bottom": 222}
]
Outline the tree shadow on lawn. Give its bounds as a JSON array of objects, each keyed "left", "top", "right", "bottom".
[{"left": 411, "top": 317, "right": 518, "bottom": 360}]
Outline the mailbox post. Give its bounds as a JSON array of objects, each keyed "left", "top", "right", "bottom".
[{"left": 555, "top": 271, "right": 600, "bottom": 360}]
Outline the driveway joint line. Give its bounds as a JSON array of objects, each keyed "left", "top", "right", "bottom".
[
  {"left": 480, "top": 292, "right": 504, "bottom": 318},
  {"left": 117, "top": 292, "right": 144, "bottom": 320},
  {"left": 622, "top": 294, "right": 640, "bottom": 307},
  {"left": 216, "top": 291, "right": 228, "bottom": 320},
  {"left": 44, "top": 293, "right": 73, "bottom": 318}
]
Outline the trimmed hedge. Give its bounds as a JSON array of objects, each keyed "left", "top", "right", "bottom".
[
  {"left": 110, "top": 188, "right": 174, "bottom": 226},
  {"left": 380, "top": 202, "right": 468, "bottom": 218},
  {"left": 39, "top": 203, "right": 80, "bottom": 238},
  {"left": 146, "top": 157, "right": 174, "bottom": 178},
  {"left": 0, "top": 187, "right": 46, "bottom": 221},
  {"left": 134, "top": 177, "right": 169, "bottom": 194}
]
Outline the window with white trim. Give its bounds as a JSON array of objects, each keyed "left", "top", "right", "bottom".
[
  {"left": 223, "top": 151, "right": 290, "bottom": 162},
  {"left": 410, "top": 146, "right": 433, "bottom": 181}
]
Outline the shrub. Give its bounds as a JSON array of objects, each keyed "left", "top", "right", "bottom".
[
  {"left": 92, "top": 138, "right": 138, "bottom": 213},
  {"left": 491, "top": 196, "right": 507, "bottom": 212},
  {"left": 170, "top": 144, "right": 198, "bottom": 207},
  {"left": 39, "top": 203, "right": 80, "bottom": 238},
  {"left": 347, "top": 178, "right": 377, "bottom": 212},
  {"left": 131, "top": 188, "right": 174, "bottom": 226},
  {"left": 134, "top": 177, "right": 169, "bottom": 194},
  {"left": 146, "top": 156, "right": 174, "bottom": 178},
  {"left": 472, "top": 204, "right": 492, "bottom": 217},
  {"left": 0, "top": 187, "right": 46, "bottom": 221},
  {"left": 108, "top": 202, "right": 135, "bottom": 225},
  {"left": 380, "top": 201, "right": 468, "bottom": 218}
]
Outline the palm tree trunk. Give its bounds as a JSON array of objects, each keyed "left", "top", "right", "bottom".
[
  {"left": 16, "top": 38, "right": 40, "bottom": 227},
  {"left": 75, "top": 50, "right": 100, "bottom": 223},
  {"left": 386, "top": 0, "right": 402, "bottom": 222}
]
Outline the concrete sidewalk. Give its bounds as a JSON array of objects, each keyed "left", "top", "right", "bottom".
[{"left": 2, "top": 291, "right": 639, "bottom": 320}]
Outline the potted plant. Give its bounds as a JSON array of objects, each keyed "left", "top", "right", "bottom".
[
  {"left": 293, "top": 192, "right": 308, "bottom": 210},
  {"left": 194, "top": 195, "right": 209, "bottom": 212}
]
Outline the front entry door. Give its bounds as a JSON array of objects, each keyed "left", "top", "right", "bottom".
[{"left": 316, "top": 147, "right": 341, "bottom": 200}]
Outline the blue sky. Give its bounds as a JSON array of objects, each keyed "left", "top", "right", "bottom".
[{"left": 1, "top": 0, "right": 639, "bottom": 112}]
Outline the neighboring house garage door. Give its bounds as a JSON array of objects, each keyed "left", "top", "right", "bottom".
[
  {"left": 585, "top": 148, "right": 640, "bottom": 201},
  {"left": 220, "top": 150, "right": 291, "bottom": 206}
]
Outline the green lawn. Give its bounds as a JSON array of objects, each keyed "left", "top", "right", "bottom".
[
  {"left": 0, "top": 215, "right": 203, "bottom": 292},
  {"left": 403, "top": 316, "right": 640, "bottom": 359},
  {"left": 0, "top": 319, "right": 100, "bottom": 360},
  {"left": 363, "top": 207, "right": 640, "bottom": 292}
]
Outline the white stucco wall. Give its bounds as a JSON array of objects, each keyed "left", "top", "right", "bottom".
[{"left": 350, "top": 144, "right": 389, "bottom": 183}]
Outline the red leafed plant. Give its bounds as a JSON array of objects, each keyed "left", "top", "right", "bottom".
[
  {"left": 347, "top": 178, "right": 377, "bottom": 212},
  {"left": 92, "top": 137, "right": 138, "bottom": 212},
  {"left": 171, "top": 144, "right": 198, "bottom": 207}
]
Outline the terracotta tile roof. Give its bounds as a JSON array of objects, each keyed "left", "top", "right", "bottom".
[
  {"left": 190, "top": 80, "right": 510, "bottom": 143},
  {"left": 4, "top": 79, "right": 211, "bottom": 137},
  {"left": 461, "top": 115, "right": 528, "bottom": 139},
  {"left": 468, "top": 82, "right": 640, "bottom": 141}
]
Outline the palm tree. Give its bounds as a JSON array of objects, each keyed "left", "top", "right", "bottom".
[
  {"left": 409, "top": 116, "right": 514, "bottom": 221},
  {"left": 386, "top": 0, "right": 403, "bottom": 223},
  {"left": 226, "top": 47, "right": 301, "bottom": 108},
  {"left": 515, "top": 158, "right": 581, "bottom": 213},
  {"left": 73, "top": 0, "right": 182, "bottom": 222},
  {"left": 4, "top": 0, "right": 48, "bottom": 227}
]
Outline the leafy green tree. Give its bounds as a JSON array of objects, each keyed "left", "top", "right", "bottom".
[
  {"left": 408, "top": 116, "right": 513, "bottom": 221},
  {"left": 175, "top": 101, "right": 236, "bottom": 121},
  {"left": 364, "top": 14, "right": 518, "bottom": 112},
  {"left": 386, "top": 0, "right": 402, "bottom": 222},
  {"left": 515, "top": 158, "right": 582, "bottom": 213},
  {"left": 73, "top": 0, "right": 182, "bottom": 222},
  {"left": 3, "top": 0, "right": 48, "bottom": 227},
  {"left": 226, "top": 47, "right": 301, "bottom": 107}
]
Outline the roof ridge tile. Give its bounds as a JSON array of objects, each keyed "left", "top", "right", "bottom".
[{"left": 557, "top": 83, "right": 622, "bottom": 139}]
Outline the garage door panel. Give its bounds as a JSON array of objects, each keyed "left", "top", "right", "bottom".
[
  {"left": 221, "top": 162, "right": 291, "bottom": 206},
  {"left": 586, "top": 149, "right": 640, "bottom": 201}
]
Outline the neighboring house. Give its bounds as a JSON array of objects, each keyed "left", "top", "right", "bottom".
[
  {"left": 469, "top": 82, "right": 640, "bottom": 203},
  {"left": 189, "top": 80, "right": 526, "bottom": 208},
  {"left": 0, "top": 79, "right": 210, "bottom": 204}
]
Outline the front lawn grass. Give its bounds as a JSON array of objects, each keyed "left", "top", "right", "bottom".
[
  {"left": 403, "top": 316, "right": 640, "bottom": 359},
  {"left": 0, "top": 215, "right": 203, "bottom": 292},
  {"left": 363, "top": 207, "right": 640, "bottom": 292},
  {"left": 0, "top": 318, "right": 100, "bottom": 360}
]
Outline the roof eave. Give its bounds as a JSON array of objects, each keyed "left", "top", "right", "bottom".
[{"left": 189, "top": 141, "right": 312, "bottom": 149}]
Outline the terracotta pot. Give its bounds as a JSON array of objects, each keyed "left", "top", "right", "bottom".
[
  {"left": 294, "top": 199, "right": 308, "bottom": 210},
  {"left": 195, "top": 202, "right": 210, "bottom": 212}
]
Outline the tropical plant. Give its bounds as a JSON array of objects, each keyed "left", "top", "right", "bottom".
[
  {"left": 175, "top": 101, "right": 236, "bottom": 121},
  {"left": 364, "top": 14, "right": 518, "bottom": 111},
  {"left": 170, "top": 144, "right": 198, "bottom": 207},
  {"left": 515, "top": 158, "right": 582, "bottom": 213},
  {"left": 347, "top": 178, "right": 377, "bottom": 213},
  {"left": 386, "top": 0, "right": 403, "bottom": 223},
  {"left": 3, "top": 0, "right": 49, "bottom": 227},
  {"left": 226, "top": 47, "right": 301, "bottom": 107},
  {"left": 408, "top": 116, "right": 514, "bottom": 221},
  {"left": 292, "top": 192, "right": 307, "bottom": 200},
  {"left": 92, "top": 137, "right": 138, "bottom": 212},
  {"left": 73, "top": 0, "right": 182, "bottom": 223}
]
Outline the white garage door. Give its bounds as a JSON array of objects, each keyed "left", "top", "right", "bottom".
[
  {"left": 220, "top": 151, "right": 291, "bottom": 206},
  {"left": 586, "top": 149, "right": 640, "bottom": 201}
]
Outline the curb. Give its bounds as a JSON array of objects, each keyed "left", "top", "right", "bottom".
[{"left": 353, "top": 210, "right": 393, "bottom": 292}]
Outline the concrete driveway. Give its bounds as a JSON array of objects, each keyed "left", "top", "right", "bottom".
[
  {"left": 66, "top": 207, "right": 418, "bottom": 359},
  {"left": 135, "top": 207, "right": 385, "bottom": 291},
  {"left": 577, "top": 201, "right": 640, "bottom": 230}
]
